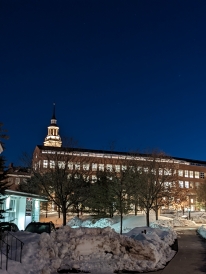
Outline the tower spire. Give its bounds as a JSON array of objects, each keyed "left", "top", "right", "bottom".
[
  {"left": 52, "top": 103, "right": 56, "bottom": 120},
  {"left": 44, "top": 103, "right": 62, "bottom": 147}
]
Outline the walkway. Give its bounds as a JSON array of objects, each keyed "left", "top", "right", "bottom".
[{"left": 150, "top": 228, "right": 206, "bottom": 274}]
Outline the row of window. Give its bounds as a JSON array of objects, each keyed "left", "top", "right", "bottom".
[
  {"left": 178, "top": 181, "right": 200, "bottom": 188},
  {"left": 40, "top": 160, "right": 205, "bottom": 178},
  {"left": 178, "top": 170, "right": 204, "bottom": 179}
]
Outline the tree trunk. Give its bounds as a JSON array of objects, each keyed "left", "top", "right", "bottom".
[
  {"left": 155, "top": 206, "right": 158, "bottom": 220},
  {"left": 134, "top": 203, "right": 137, "bottom": 216},
  {"left": 62, "top": 206, "right": 67, "bottom": 226},
  {"left": 146, "top": 208, "right": 150, "bottom": 227},
  {"left": 120, "top": 212, "right": 123, "bottom": 235}
]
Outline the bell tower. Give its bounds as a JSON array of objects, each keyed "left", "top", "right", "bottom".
[{"left": 44, "top": 103, "right": 62, "bottom": 147}]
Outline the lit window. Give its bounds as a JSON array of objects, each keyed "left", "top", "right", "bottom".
[
  {"left": 179, "top": 181, "right": 184, "bottom": 188},
  {"left": 159, "top": 168, "right": 163, "bottom": 175},
  {"left": 200, "top": 172, "right": 204, "bottom": 179},
  {"left": 178, "top": 170, "right": 183, "bottom": 176},
  {"left": 68, "top": 162, "right": 73, "bottom": 170},
  {"left": 191, "top": 198, "right": 194, "bottom": 203},
  {"left": 58, "top": 161, "right": 65, "bottom": 169},
  {"left": 92, "top": 175, "right": 97, "bottom": 183},
  {"left": 185, "top": 181, "right": 189, "bottom": 188},
  {"left": 83, "top": 175, "right": 89, "bottom": 181},
  {"left": 92, "top": 163, "right": 97, "bottom": 171},
  {"left": 67, "top": 174, "right": 72, "bottom": 179},
  {"left": 189, "top": 171, "right": 193, "bottom": 178},
  {"left": 15, "top": 178, "right": 20, "bottom": 185},
  {"left": 190, "top": 182, "right": 194, "bottom": 188},
  {"left": 122, "top": 165, "right": 127, "bottom": 171},
  {"left": 115, "top": 165, "right": 120, "bottom": 172},
  {"left": 83, "top": 163, "right": 90, "bottom": 170},
  {"left": 99, "top": 164, "right": 104, "bottom": 171},
  {"left": 106, "top": 164, "right": 112, "bottom": 171},
  {"left": 43, "top": 160, "right": 48, "bottom": 168},
  {"left": 50, "top": 161, "right": 55, "bottom": 168},
  {"left": 185, "top": 170, "right": 188, "bottom": 177},
  {"left": 164, "top": 169, "right": 172, "bottom": 175},
  {"left": 75, "top": 163, "right": 80, "bottom": 170},
  {"left": 195, "top": 171, "right": 199, "bottom": 179}
]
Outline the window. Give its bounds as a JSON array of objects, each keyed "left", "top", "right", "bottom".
[
  {"left": 195, "top": 171, "right": 199, "bottom": 179},
  {"left": 185, "top": 181, "right": 189, "bottom": 188},
  {"left": 92, "top": 163, "right": 97, "bottom": 171},
  {"left": 200, "top": 172, "right": 204, "bottom": 179},
  {"left": 195, "top": 182, "right": 199, "bottom": 188},
  {"left": 106, "top": 164, "right": 112, "bottom": 171},
  {"left": 164, "top": 169, "right": 172, "bottom": 175},
  {"left": 83, "top": 163, "right": 90, "bottom": 170},
  {"left": 190, "top": 182, "right": 194, "bottom": 188},
  {"left": 67, "top": 174, "right": 72, "bottom": 179},
  {"left": 50, "top": 161, "right": 55, "bottom": 168},
  {"left": 178, "top": 170, "right": 183, "bottom": 176},
  {"left": 75, "top": 163, "right": 80, "bottom": 170},
  {"left": 159, "top": 168, "right": 163, "bottom": 175},
  {"left": 189, "top": 171, "right": 193, "bottom": 178},
  {"left": 122, "top": 165, "right": 127, "bottom": 171},
  {"left": 184, "top": 170, "right": 188, "bottom": 177},
  {"left": 58, "top": 161, "right": 65, "bottom": 169},
  {"left": 92, "top": 175, "right": 97, "bottom": 183},
  {"left": 191, "top": 198, "right": 194, "bottom": 203},
  {"left": 15, "top": 178, "right": 20, "bottom": 185},
  {"left": 115, "top": 165, "right": 120, "bottom": 172},
  {"left": 99, "top": 164, "right": 104, "bottom": 171},
  {"left": 83, "top": 175, "right": 89, "bottom": 181},
  {"left": 68, "top": 162, "right": 73, "bottom": 170},
  {"left": 179, "top": 181, "right": 184, "bottom": 188},
  {"left": 43, "top": 160, "right": 48, "bottom": 168}
]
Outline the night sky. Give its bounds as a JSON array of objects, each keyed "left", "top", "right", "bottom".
[{"left": 1, "top": 0, "right": 206, "bottom": 166}]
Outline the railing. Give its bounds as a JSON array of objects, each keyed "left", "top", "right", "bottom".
[{"left": 0, "top": 231, "right": 24, "bottom": 270}]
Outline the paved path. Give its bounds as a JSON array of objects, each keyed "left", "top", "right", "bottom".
[{"left": 149, "top": 228, "right": 206, "bottom": 274}]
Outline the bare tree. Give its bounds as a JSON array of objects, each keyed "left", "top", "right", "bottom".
[
  {"left": 133, "top": 152, "right": 178, "bottom": 226},
  {"left": 26, "top": 150, "right": 91, "bottom": 225}
]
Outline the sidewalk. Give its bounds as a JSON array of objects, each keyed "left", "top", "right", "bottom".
[{"left": 150, "top": 228, "right": 206, "bottom": 274}]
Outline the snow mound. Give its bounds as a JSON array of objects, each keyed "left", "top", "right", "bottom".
[
  {"left": 36, "top": 226, "right": 176, "bottom": 273},
  {"left": 197, "top": 225, "right": 206, "bottom": 239},
  {"left": 67, "top": 216, "right": 83, "bottom": 227},
  {"left": 67, "top": 216, "right": 114, "bottom": 228}
]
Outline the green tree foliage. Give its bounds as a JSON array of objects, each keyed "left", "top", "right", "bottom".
[
  {"left": 0, "top": 123, "right": 11, "bottom": 195},
  {"left": 85, "top": 171, "right": 116, "bottom": 218}
]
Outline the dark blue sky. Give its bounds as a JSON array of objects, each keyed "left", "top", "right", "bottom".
[{"left": 1, "top": 0, "right": 206, "bottom": 166}]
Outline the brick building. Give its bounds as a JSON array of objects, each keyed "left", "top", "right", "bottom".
[{"left": 32, "top": 105, "right": 206, "bottom": 211}]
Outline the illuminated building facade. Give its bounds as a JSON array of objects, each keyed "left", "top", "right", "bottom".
[{"left": 32, "top": 106, "right": 206, "bottom": 211}]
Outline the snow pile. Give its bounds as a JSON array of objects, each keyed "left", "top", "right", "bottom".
[
  {"left": 67, "top": 217, "right": 115, "bottom": 228},
  {"left": 193, "top": 215, "right": 206, "bottom": 224},
  {"left": 197, "top": 225, "right": 206, "bottom": 239},
  {"left": 151, "top": 217, "right": 197, "bottom": 229},
  {"left": 1, "top": 225, "right": 177, "bottom": 274}
]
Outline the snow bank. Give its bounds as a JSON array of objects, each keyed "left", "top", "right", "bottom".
[
  {"left": 151, "top": 217, "right": 197, "bottom": 229},
  {"left": 197, "top": 225, "right": 206, "bottom": 239},
  {"left": 1, "top": 225, "right": 177, "bottom": 274}
]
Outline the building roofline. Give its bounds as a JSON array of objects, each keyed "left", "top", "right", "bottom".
[
  {"left": 35, "top": 145, "right": 206, "bottom": 165},
  {"left": 5, "top": 189, "right": 47, "bottom": 201}
]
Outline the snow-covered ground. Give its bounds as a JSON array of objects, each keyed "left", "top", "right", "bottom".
[{"left": 0, "top": 212, "right": 202, "bottom": 274}]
